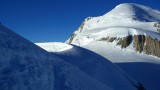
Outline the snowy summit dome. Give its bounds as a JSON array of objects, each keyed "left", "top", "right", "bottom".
[{"left": 104, "top": 3, "right": 160, "bottom": 21}]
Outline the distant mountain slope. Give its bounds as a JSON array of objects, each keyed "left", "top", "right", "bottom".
[
  {"left": 0, "top": 24, "right": 119, "bottom": 90},
  {"left": 65, "top": 3, "right": 160, "bottom": 90},
  {"left": 66, "top": 3, "right": 160, "bottom": 58}
]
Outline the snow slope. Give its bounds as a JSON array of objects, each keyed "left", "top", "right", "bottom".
[
  {"left": 36, "top": 42, "right": 142, "bottom": 90},
  {"left": 83, "top": 41, "right": 160, "bottom": 90},
  {"left": 66, "top": 3, "right": 160, "bottom": 90},
  {"left": 0, "top": 24, "right": 118, "bottom": 90}
]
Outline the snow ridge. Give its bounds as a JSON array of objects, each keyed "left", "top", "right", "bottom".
[{"left": 0, "top": 24, "right": 114, "bottom": 90}]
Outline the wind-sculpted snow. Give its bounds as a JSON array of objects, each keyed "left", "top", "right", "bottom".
[
  {"left": 0, "top": 25, "right": 55, "bottom": 90},
  {"left": 0, "top": 25, "right": 115, "bottom": 90}
]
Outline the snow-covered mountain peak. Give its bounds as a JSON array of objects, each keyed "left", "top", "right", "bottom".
[
  {"left": 64, "top": 4, "right": 160, "bottom": 90},
  {"left": 67, "top": 3, "right": 160, "bottom": 57},
  {"left": 104, "top": 3, "right": 160, "bottom": 22},
  {"left": 105, "top": 3, "right": 137, "bottom": 18},
  {"left": 66, "top": 3, "right": 160, "bottom": 38}
]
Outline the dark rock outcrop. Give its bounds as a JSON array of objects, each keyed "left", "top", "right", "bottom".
[
  {"left": 100, "top": 37, "right": 116, "bottom": 42},
  {"left": 67, "top": 21, "right": 85, "bottom": 44},
  {"left": 67, "top": 33, "right": 77, "bottom": 44},
  {"left": 100, "top": 35, "right": 133, "bottom": 48},
  {"left": 117, "top": 35, "right": 133, "bottom": 48},
  {"left": 66, "top": 17, "right": 92, "bottom": 44},
  {"left": 100, "top": 35, "right": 160, "bottom": 58},
  {"left": 143, "top": 36, "right": 160, "bottom": 57},
  {"left": 66, "top": 21, "right": 85, "bottom": 44},
  {"left": 133, "top": 35, "right": 160, "bottom": 57},
  {"left": 153, "top": 22, "right": 160, "bottom": 33},
  {"left": 133, "top": 35, "right": 146, "bottom": 53}
]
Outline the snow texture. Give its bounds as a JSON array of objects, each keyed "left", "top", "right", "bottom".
[
  {"left": 0, "top": 24, "right": 116, "bottom": 90},
  {"left": 36, "top": 42, "right": 138, "bottom": 90}
]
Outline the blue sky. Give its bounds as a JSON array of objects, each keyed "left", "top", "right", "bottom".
[{"left": 0, "top": 0, "right": 159, "bottom": 43}]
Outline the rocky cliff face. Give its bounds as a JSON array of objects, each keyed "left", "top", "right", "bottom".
[
  {"left": 142, "top": 36, "right": 160, "bottom": 57},
  {"left": 100, "top": 35, "right": 160, "bottom": 57}
]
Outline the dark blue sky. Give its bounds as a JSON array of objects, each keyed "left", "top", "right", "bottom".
[{"left": 0, "top": 0, "right": 159, "bottom": 43}]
